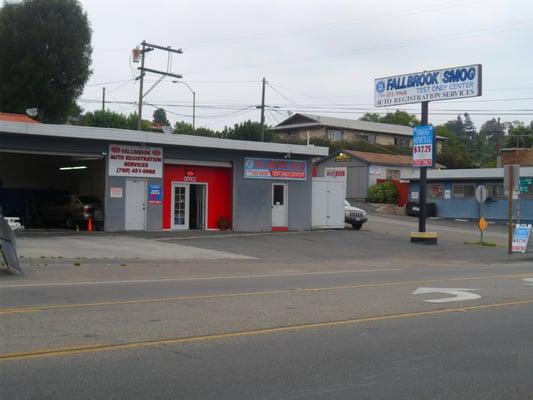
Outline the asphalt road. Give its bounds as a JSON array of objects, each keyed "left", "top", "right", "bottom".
[{"left": 1, "top": 221, "right": 532, "bottom": 399}]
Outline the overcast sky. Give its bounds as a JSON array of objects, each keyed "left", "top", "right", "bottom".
[{"left": 79, "top": 0, "right": 533, "bottom": 130}]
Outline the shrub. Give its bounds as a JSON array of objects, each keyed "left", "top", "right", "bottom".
[
  {"left": 216, "top": 217, "right": 231, "bottom": 230},
  {"left": 367, "top": 181, "right": 398, "bottom": 204}
]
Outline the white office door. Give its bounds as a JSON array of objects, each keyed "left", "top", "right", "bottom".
[
  {"left": 172, "top": 183, "right": 189, "bottom": 230},
  {"left": 125, "top": 180, "right": 146, "bottom": 231},
  {"left": 272, "top": 183, "right": 288, "bottom": 227}
]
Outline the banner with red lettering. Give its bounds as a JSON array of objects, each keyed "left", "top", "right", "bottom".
[{"left": 244, "top": 157, "right": 307, "bottom": 181}]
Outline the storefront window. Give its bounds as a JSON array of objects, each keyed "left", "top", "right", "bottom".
[
  {"left": 427, "top": 184, "right": 443, "bottom": 199},
  {"left": 452, "top": 184, "right": 475, "bottom": 198}
]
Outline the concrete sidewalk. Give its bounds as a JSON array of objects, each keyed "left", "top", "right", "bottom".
[{"left": 16, "top": 235, "right": 253, "bottom": 260}]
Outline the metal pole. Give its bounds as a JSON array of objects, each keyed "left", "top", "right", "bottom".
[
  {"left": 260, "top": 77, "right": 266, "bottom": 142},
  {"left": 508, "top": 166, "right": 514, "bottom": 254},
  {"left": 192, "top": 91, "right": 196, "bottom": 131},
  {"left": 102, "top": 87, "right": 106, "bottom": 112},
  {"left": 418, "top": 101, "right": 429, "bottom": 233},
  {"left": 480, "top": 200, "right": 484, "bottom": 243},
  {"left": 137, "top": 41, "right": 146, "bottom": 131}
]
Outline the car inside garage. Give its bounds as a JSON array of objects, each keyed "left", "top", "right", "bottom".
[{"left": 0, "top": 151, "right": 105, "bottom": 230}]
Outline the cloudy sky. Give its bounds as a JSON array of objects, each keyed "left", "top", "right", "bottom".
[{"left": 79, "top": 0, "right": 533, "bottom": 130}]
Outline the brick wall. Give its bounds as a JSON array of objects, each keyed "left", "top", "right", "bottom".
[{"left": 500, "top": 149, "right": 533, "bottom": 166}]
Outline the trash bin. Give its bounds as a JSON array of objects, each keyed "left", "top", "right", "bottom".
[{"left": 406, "top": 202, "right": 436, "bottom": 217}]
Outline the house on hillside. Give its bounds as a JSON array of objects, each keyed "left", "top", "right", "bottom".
[
  {"left": 272, "top": 113, "right": 445, "bottom": 151},
  {"left": 314, "top": 149, "right": 445, "bottom": 201}
]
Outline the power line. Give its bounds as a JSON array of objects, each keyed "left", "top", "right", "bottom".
[{"left": 181, "top": 0, "right": 481, "bottom": 49}]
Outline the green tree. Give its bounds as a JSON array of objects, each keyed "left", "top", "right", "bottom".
[
  {"left": 435, "top": 125, "right": 472, "bottom": 169},
  {"left": 0, "top": 0, "right": 92, "bottom": 123},
  {"left": 152, "top": 108, "right": 170, "bottom": 126},
  {"left": 79, "top": 110, "right": 128, "bottom": 129},
  {"left": 443, "top": 115, "right": 464, "bottom": 137},
  {"left": 359, "top": 110, "right": 419, "bottom": 127},
  {"left": 505, "top": 123, "right": 533, "bottom": 148},
  {"left": 358, "top": 112, "right": 381, "bottom": 123},
  {"left": 174, "top": 120, "right": 217, "bottom": 137},
  {"left": 222, "top": 120, "right": 275, "bottom": 142},
  {"left": 379, "top": 110, "right": 419, "bottom": 127}
]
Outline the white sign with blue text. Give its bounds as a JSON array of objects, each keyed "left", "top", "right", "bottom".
[
  {"left": 374, "top": 64, "right": 482, "bottom": 107},
  {"left": 512, "top": 224, "right": 532, "bottom": 253},
  {"left": 412, "top": 126, "right": 435, "bottom": 168}
]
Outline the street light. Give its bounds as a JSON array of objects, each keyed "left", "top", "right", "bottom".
[{"left": 172, "top": 80, "right": 196, "bottom": 131}]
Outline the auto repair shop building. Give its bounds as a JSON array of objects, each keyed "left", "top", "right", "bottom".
[{"left": 0, "top": 121, "right": 328, "bottom": 232}]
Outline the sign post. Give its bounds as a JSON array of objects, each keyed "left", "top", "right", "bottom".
[
  {"left": 504, "top": 165, "right": 519, "bottom": 254},
  {"left": 475, "top": 185, "right": 488, "bottom": 242},
  {"left": 374, "top": 64, "right": 482, "bottom": 245}
]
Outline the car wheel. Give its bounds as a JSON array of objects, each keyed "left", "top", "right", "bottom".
[
  {"left": 351, "top": 223, "right": 363, "bottom": 230},
  {"left": 65, "top": 215, "right": 74, "bottom": 230}
]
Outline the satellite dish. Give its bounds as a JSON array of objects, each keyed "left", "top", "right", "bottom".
[
  {"left": 162, "top": 126, "right": 172, "bottom": 135},
  {"left": 25, "top": 108, "right": 38, "bottom": 117}
]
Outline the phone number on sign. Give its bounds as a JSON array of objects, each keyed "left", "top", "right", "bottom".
[{"left": 115, "top": 167, "right": 157, "bottom": 175}]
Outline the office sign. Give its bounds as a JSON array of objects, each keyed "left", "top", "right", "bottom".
[
  {"left": 108, "top": 144, "right": 163, "bottom": 178},
  {"left": 244, "top": 158, "right": 307, "bottom": 180},
  {"left": 374, "top": 64, "right": 482, "bottom": 107},
  {"left": 412, "top": 125, "right": 435, "bottom": 168},
  {"left": 512, "top": 224, "right": 532, "bottom": 253}
]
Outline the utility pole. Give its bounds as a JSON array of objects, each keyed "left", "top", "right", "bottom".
[
  {"left": 260, "top": 77, "right": 266, "bottom": 141},
  {"left": 102, "top": 87, "right": 106, "bottom": 112},
  {"left": 135, "top": 40, "right": 183, "bottom": 131},
  {"left": 137, "top": 41, "right": 147, "bottom": 130},
  {"left": 496, "top": 117, "right": 501, "bottom": 156}
]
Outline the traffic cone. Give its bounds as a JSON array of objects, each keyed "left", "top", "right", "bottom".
[{"left": 87, "top": 218, "right": 94, "bottom": 232}]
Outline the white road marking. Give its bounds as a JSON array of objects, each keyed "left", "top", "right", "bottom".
[
  {"left": 0, "top": 268, "right": 400, "bottom": 289},
  {"left": 412, "top": 287, "right": 482, "bottom": 303},
  {"left": 523, "top": 278, "right": 533, "bottom": 286}
]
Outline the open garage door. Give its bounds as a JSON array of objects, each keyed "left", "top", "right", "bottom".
[{"left": 0, "top": 151, "right": 105, "bottom": 230}]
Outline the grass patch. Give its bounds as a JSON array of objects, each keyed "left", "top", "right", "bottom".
[
  {"left": 73, "top": 261, "right": 81, "bottom": 266},
  {"left": 464, "top": 240, "right": 497, "bottom": 247}
]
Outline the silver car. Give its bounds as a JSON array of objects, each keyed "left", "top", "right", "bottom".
[{"left": 345, "top": 200, "right": 368, "bottom": 230}]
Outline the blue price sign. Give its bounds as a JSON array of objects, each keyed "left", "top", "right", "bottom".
[
  {"left": 147, "top": 184, "right": 162, "bottom": 205},
  {"left": 412, "top": 125, "right": 435, "bottom": 168}
]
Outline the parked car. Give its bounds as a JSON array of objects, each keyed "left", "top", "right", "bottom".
[
  {"left": 39, "top": 195, "right": 104, "bottom": 230},
  {"left": 345, "top": 200, "right": 368, "bottom": 230}
]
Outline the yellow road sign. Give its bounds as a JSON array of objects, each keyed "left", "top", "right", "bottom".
[{"left": 478, "top": 217, "right": 488, "bottom": 231}]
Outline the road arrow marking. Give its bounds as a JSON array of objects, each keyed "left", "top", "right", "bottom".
[
  {"left": 524, "top": 278, "right": 533, "bottom": 286},
  {"left": 412, "top": 287, "right": 482, "bottom": 303}
]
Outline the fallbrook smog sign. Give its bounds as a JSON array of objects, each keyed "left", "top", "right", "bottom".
[{"left": 374, "top": 64, "right": 482, "bottom": 107}]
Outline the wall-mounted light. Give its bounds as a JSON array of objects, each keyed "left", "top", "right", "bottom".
[{"left": 59, "top": 166, "right": 87, "bottom": 171}]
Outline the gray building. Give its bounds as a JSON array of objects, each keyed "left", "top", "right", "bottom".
[
  {"left": 0, "top": 121, "right": 327, "bottom": 232},
  {"left": 315, "top": 149, "right": 441, "bottom": 201}
]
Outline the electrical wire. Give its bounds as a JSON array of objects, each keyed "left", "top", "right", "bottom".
[{"left": 181, "top": 0, "right": 482, "bottom": 49}]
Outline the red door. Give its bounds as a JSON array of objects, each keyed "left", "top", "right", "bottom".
[{"left": 162, "top": 165, "right": 232, "bottom": 230}]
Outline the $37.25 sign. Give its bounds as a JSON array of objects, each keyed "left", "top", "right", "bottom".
[{"left": 412, "top": 125, "right": 435, "bottom": 168}]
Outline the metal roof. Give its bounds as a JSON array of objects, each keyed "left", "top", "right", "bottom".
[
  {"left": 272, "top": 113, "right": 410, "bottom": 136},
  {"left": 402, "top": 167, "right": 533, "bottom": 181},
  {"left": 0, "top": 121, "right": 329, "bottom": 157}
]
